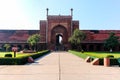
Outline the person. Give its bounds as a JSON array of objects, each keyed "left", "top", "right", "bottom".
[{"left": 110, "top": 48, "right": 112, "bottom": 53}]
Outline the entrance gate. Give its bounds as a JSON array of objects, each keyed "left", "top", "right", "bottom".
[
  {"left": 39, "top": 9, "right": 79, "bottom": 50},
  {"left": 51, "top": 25, "right": 68, "bottom": 51},
  {"left": 56, "top": 34, "right": 64, "bottom": 51}
]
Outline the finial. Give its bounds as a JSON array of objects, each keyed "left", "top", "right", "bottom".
[
  {"left": 46, "top": 8, "right": 49, "bottom": 16},
  {"left": 71, "top": 8, "right": 73, "bottom": 16}
]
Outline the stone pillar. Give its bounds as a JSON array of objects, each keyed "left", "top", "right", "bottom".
[
  {"left": 104, "top": 58, "right": 110, "bottom": 67},
  {"left": 70, "top": 8, "right": 73, "bottom": 36},
  {"left": 70, "top": 8, "right": 73, "bottom": 16},
  {"left": 46, "top": 8, "right": 49, "bottom": 43},
  {"left": 46, "top": 8, "right": 49, "bottom": 16}
]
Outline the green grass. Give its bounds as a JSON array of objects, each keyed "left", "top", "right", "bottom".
[
  {"left": 69, "top": 50, "right": 120, "bottom": 59},
  {"left": 68, "top": 50, "right": 88, "bottom": 59},
  {"left": 84, "top": 52, "right": 120, "bottom": 58},
  {"left": 0, "top": 52, "right": 35, "bottom": 58}
]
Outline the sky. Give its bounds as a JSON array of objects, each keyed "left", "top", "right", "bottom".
[{"left": 0, "top": 0, "right": 120, "bottom": 30}]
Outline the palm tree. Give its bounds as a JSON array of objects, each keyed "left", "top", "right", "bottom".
[{"left": 4, "top": 44, "right": 11, "bottom": 52}]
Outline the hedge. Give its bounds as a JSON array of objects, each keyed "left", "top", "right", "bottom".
[
  {"left": 110, "top": 58, "right": 119, "bottom": 65},
  {"left": 0, "top": 50, "right": 50, "bottom": 65},
  {"left": 5, "top": 54, "right": 12, "bottom": 57},
  {"left": 99, "top": 58, "right": 119, "bottom": 65}
]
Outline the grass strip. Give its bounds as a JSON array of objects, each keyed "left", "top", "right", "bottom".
[{"left": 68, "top": 50, "right": 88, "bottom": 59}]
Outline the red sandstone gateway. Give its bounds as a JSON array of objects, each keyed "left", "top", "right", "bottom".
[{"left": 40, "top": 9, "right": 79, "bottom": 50}]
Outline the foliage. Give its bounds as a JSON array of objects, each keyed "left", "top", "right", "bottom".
[
  {"left": 0, "top": 52, "right": 32, "bottom": 57},
  {"left": 69, "top": 29, "right": 86, "bottom": 50},
  {"left": 104, "top": 32, "right": 119, "bottom": 51},
  {"left": 0, "top": 57, "right": 28, "bottom": 65},
  {"left": 0, "top": 50, "right": 50, "bottom": 65},
  {"left": 99, "top": 58, "right": 119, "bottom": 65},
  {"left": 4, "top": 44, "right": 11, "bottom": 52},
  {"left": 27, "top": 34, "right": 40, "bottom": 51},
  {"left": 106, "top": 55, "right": 114, "bottom": 58},
  {"left": 5, "top": 54, "right": 12, "bottom": 57}
]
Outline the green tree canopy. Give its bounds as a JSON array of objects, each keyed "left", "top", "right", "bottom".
[
  {"left": 4, "top": 44, "right": 11, "bottom": 52},
  {"left": 104, "top": 32, "right": 119, "bottom": 51},
  {"left": 69, "top": 29, "right": 86, "bottom": 50},
  {"left": 27, "top": 34, "right": 40, "bottom": 51}
]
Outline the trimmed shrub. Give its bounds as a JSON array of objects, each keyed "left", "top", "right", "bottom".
[
  {"left": 5, "top": 54, "right": 12, "bottom": 57},
  {"left": 90, "top": 57, "right": 95, "bottom": 61},
  {"left": 99, "top": 58, "right": 104, "bottom": 65},
  {"left": 99, "top": 58, "right": 119, "bottom": 66},
  {"left": 106, "top": 55, "right": 114, "bottom": 58},
  {"left": 22, "top": 50, "right": 36, "bottom": 53},
  {"left": 0, "top": 57, "right": 28, "bottom": 65},
  {"left": 0, "top": 50, "right": 50, "bottom": 65},
  {"left": 110, "top": 58, "right": 118, "bottom": 65}
]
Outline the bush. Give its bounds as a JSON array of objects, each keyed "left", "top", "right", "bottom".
[
  {"left": 99, "top": 58, "right": 119, "bottom": 66},
  {"left": 110, "top": 58, "right": 118, "bottom": 65},
  {"left": 99, "top": 58, "right": 104, "bottom": 65},
  {"left": 0, "top": 57, "right": 28, "bottom": 65},
  {"left": 5, "top": 54, "right": 12, "bottom": 57},
  {"left": 0, "top": 50, "right": 50, "bottom": 65},
  {"left": 106, "top": 55, "right": 114, "bottom": 58}
]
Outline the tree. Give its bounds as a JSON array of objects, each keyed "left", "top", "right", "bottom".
[
  {"left": 104, "top": 32, "right": 119, "bottom": 52},
  {"left": 4, "top": 44, "right": 11, "bottom": 52},
  {"left": 69, "top": 29, "right": 86, "bottom": 51},
  {"left": 27, "top": 34, "right": 40, "bottom": 51}
]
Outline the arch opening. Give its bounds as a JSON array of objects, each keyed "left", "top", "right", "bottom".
[
  {"left": 56, "top": 34, "right": 63, "bottom": 46},
  {"left": 51, "top": 25, "right": 68, "bottom": 51}
]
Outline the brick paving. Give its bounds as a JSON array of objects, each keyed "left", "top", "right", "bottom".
[{"left": 0, "top": 52, "right": 120, "bottom": 80}]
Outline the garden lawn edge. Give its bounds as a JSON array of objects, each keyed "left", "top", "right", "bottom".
[{"left": 0, "top": 50, "right": 50, "bottom": 65}]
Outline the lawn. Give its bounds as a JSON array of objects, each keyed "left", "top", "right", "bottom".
[
  {"left": 84, "top": 52, "right": 120, "bottom": 58},
  {"left": 69, "top": 50, "right": 88, "bottom": 59},
  {"left": 0, "top": 52, "right": 35, "bottom": 58},
  {"left": 69, "top": 50, "right": 120, "bottom": 59}
]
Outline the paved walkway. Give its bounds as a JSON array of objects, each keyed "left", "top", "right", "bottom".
[{"left": 0, "top": 52, "right": 120, "bottom": 80}]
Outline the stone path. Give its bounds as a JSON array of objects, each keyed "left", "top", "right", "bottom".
[{"left": 0, "top": 52, "right": 120, "bottom": 80}]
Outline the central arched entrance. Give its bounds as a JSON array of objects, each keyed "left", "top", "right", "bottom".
[
  {"left": 56, "top": 34, "right": 63, "bottom": 45},
  {"left": 51, "top": 25, "right": 68, "bottom": 51},
  {"left": 55, "top": 33, "right": 64, "bottom": 50}
]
